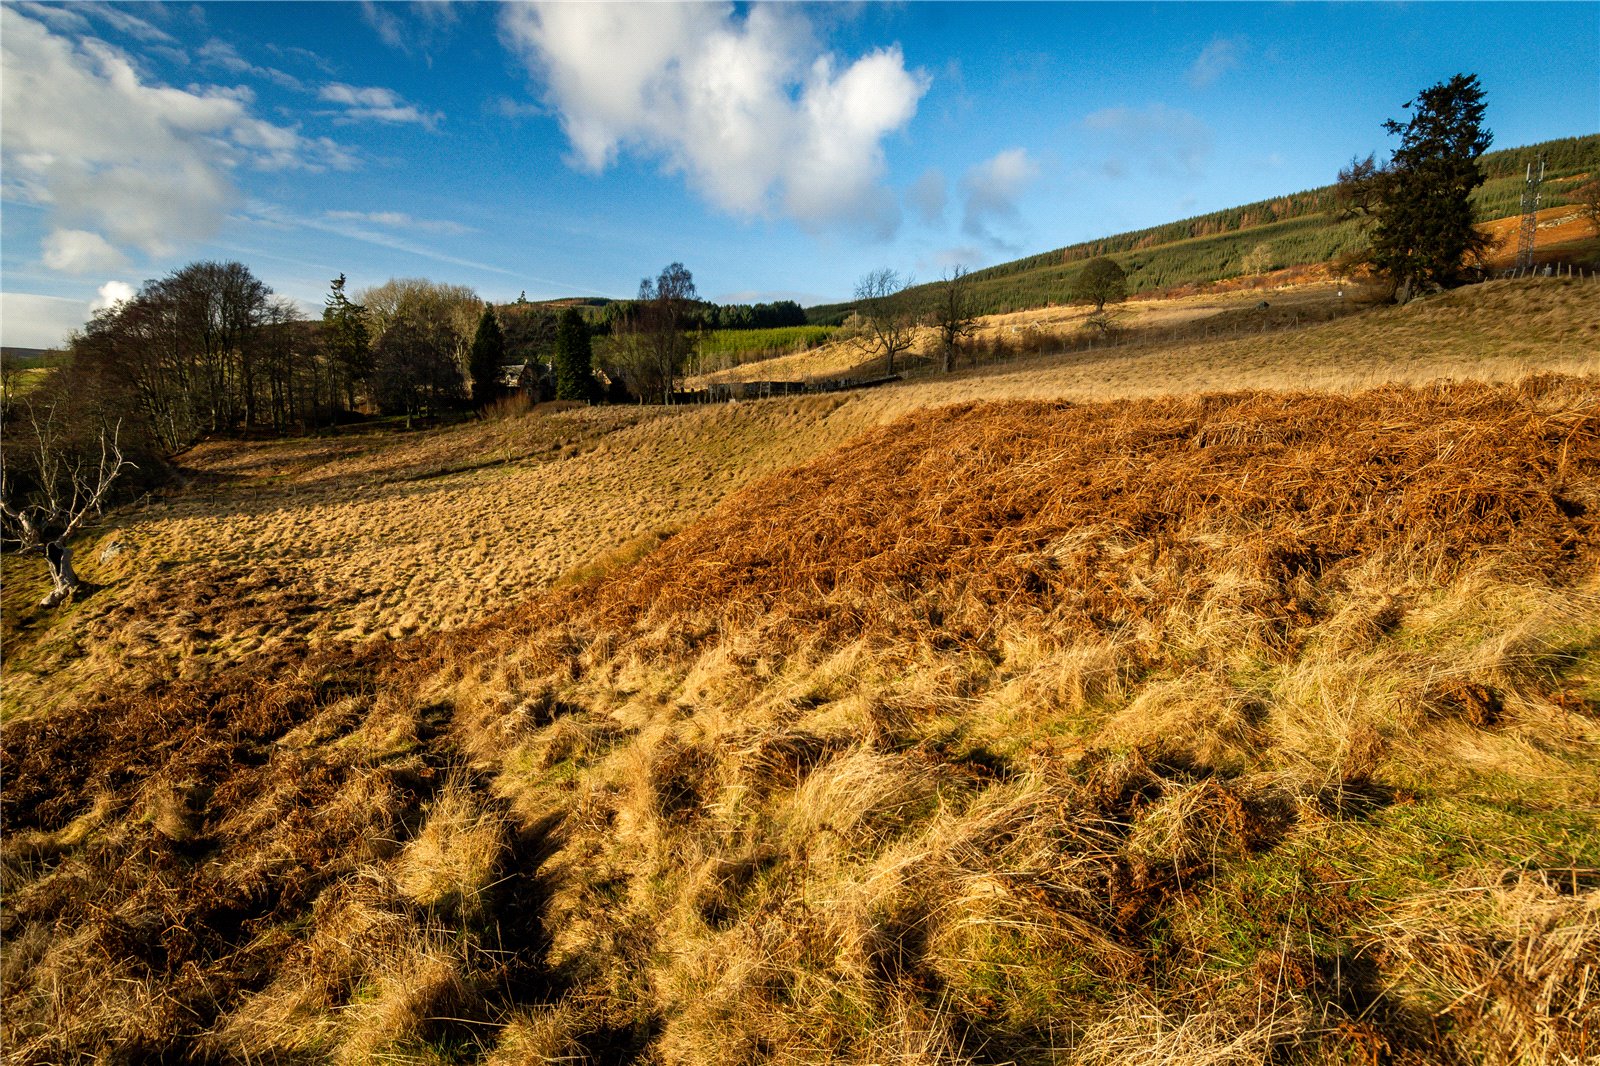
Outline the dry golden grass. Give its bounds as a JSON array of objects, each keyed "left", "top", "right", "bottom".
[
  {"left": 2, "top": 279, "right": 1598, "bottom": 1062},
  {"left": 4, "top": 277, "right": 1590, "bottom": 717}
]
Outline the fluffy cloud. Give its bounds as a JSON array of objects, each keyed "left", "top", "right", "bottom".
[
  {"left": 1, "top": 8, "right": 353, "bottom": 269},
  {"left": 91, "top": 280, "right": 137, "bottom": 312},
  {"left": 1187, "top": 37, "right": 1245, "bottom": 90},
  {"left": 960, "top": 148, "right": 1039, "bottom": 246},
  {"left": 1083, "top": 104, "right": 1213, "bottom": 179},
  {"left": 318, "top": 83, "right": 444, "bottom": 129},
  {"left": 42, "top": 229, "right": 128, "bottom": 273},
  {"left": 500, "top": 2, "right": 929, "bottom": 235}
]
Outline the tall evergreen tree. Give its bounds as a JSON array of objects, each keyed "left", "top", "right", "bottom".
[
  {"left": 554, "top": 308, "right": 596, "bottom": 402},
  {"left": 1369, "top": 73, "right": 1492, "bottom": 300},
  {"left": 323, "top": 274, "right": 371, "bottom": 412},
  {"left": 469, "top": 306, "right": 506, "bottom": 407}
]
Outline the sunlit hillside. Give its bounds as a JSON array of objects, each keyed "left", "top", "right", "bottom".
[
  {"left": 804, "top": 134, "right": 1600, "bottom": 322},
  {"left": 4, "top": 362, "right": 1597, "bottom": 1062},
  {"left": 4, "top": 278, "right": 1596, "bottom": 718},
  {"left": 5, "top": 4, "right": 1598, "bottom": 1059}
]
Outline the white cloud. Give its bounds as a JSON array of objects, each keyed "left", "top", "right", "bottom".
[
  {"left": 360, "top": 0, "right": 458, "bottom": 56},
  {"left": 318, "top": 83, "right": 444, "bottom": 129},
  {"left": 1083, "top": 104, "right": 1213, "bottom": 179},
  {"left": 0, "top": 292, "right": 91, "bottom": 349},
  {"left": 41, "top": 229, "right": 129, "bottom": 273},
  {"left": 199, "top": 39, "right": 305, "bottom": 91},
  {"left": 1, "top": 8, "right": 354, "bottom": 269},
  {"left": 324, "top": 210, "right": 473, "bottom": 236},
  {"left": 11, "top": 1, "right": 90, "bottom": 33},
  {"left": 1187, "top": 37, "right": 1245, "bottom": 90},
  {"left": 960, "top": 148, "right": 1039, "bottom": 246},
  {"left": 360, "top": 0, "right": 407, "bottom": 50},
  {"left": 500, "top": 2, "right": 928, "bottom": 236},
  {"left": 87, "top": 4, "right": 177, "bottom": 44},
  {"left": 91, "top": 280, "right": 137, "bottom": 312}
]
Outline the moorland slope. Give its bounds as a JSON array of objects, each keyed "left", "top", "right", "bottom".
[
  {"left": 4, "top": 362, "right": 1599, "bottom": 1061},
  {"left": 3, "top": 277, "right": 1595, "bottom": 719}
]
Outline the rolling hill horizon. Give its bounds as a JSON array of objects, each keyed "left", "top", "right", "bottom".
[
  {"left": 803, "top": 133, "right": 1599, "bottom": 321},
  {"left": 498, "top": 133, "right": 1596, "bottom": 327}
]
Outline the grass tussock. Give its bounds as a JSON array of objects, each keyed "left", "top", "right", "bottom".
[{"left": 4, "top": 367, "right": 1600, "bottom": 1062}]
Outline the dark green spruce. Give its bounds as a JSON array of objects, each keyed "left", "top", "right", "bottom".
[
  {"left": 554, "top": 308, "right": 596, "bottom": 402},
  {"left": 469, "top": 306, "right": 506, "bottom": 408},
  {"left": 1370, "top": 73, "right": 1493, "bottom": 300}
]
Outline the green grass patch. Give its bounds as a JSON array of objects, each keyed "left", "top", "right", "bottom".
[{"left": 692, "top": 326, "right": 836, "bottom": 371}]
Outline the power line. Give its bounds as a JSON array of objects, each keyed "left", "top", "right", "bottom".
[{"left": 1514, "top": 153, "right": 1546, "bottom": 273}]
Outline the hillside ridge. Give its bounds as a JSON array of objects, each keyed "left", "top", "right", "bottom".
[{"left": 805, "top": 133, "right": 1599, "bottom": 320}]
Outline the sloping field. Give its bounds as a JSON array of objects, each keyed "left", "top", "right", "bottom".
[
  {"left": 4, "top": 374, "right": 1599, "bottom": 1063},
  {"left": 695, "top": 281, "right": 1367, "bottom": 387},
  {"left": 802, "top": 135, "right": 1598, "bottom": 320},
  {"left": 3, "top": 278, "right": 1595, "bottom": 717},
  {"left": 706, "top": 273, "right": 1599, "bottom": 388},
  {"left": 1480, "top": 205, "right": 1598, "bottom": 270}
]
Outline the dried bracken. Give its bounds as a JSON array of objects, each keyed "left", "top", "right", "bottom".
[{"left": 4, "top": 359, "right": 1599, "bottom": 1062}]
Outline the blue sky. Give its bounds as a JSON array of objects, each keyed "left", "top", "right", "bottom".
[{"left": 3, "top": 1, "right": 1597, "bottom": 348}]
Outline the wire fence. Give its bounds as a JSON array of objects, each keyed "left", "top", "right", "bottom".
[{"left": 1496, "top": 262, "right": 1596, "bottom": 281}]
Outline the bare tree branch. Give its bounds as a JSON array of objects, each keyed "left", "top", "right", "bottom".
[
  {"left": 931, "top": 266, "right": 978, "bottom": 373},
  {"left": 1, "top": 398, "right": 133, "bottom": 606},
  {"left": 853, "top": 269, "right": 918, "bottom": 377}
]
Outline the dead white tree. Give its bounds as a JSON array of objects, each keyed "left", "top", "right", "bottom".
[{"left": 1, "top": 399, "right": 132, "bottom": 607}]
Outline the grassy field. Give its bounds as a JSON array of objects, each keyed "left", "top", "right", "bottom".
[
  {"left": 4, "top": 278, "right": 1595, "bottom": 716},
  {"left": 2, "top": 277, "right": 1598, "bottom": 1062},
  {"left": 692, "top": 326, "right": 837, "bottom": 374}
]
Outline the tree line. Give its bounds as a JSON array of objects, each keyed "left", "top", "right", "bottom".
[{"left": 2, "top": 255, "right": 725, "bottom": 604}]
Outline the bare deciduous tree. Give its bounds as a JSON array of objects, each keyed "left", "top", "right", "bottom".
[
  {"left": 931, "top": 265, "right": 978, "bottom": 373},
  {"left": 357, "top": 277, "right": 483, "bottom": 378},
  {"left": 1, "top": 399, "right": 132, "bottom": 606},
  {"left": 1334, "top": 152, "right": 1388, "bottom": 221},
  {"left": 853, "top": 268, "right": 918, "bottom": 376},
  {"left": 1242, "top": 242, "right": 1275, "bottom": 277},
  {"left": 620, "top": 262, "right": 698, "bottom": 403}
]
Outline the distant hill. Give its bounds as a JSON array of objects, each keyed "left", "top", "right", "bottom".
[
  {"left": 806, "top": 134, "right": 1599, "bottom": 322},
  {"left": 509, "top": 296, "right": 615, "bottom": 311},
  {"left": 1, "top": 346, "right": 61, "bottom": 366}
]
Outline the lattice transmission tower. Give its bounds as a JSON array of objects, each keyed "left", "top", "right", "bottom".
[{"left": 1515, "top": 153, "right": 1546, "bottom": 273}]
